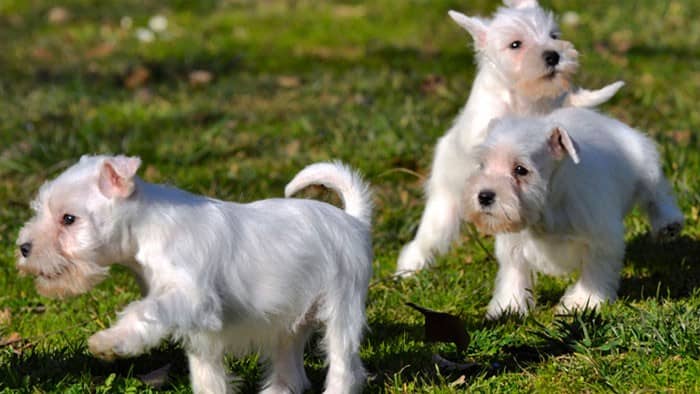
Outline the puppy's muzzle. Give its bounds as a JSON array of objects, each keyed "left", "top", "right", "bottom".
[
  {"left": 20, "top": 242, "right": 32, "bottom": 258},
  {"left": 543, "top": 50, "right": 560, "bottom": 67},
  {"left": 478, "top": 190, "right": 496, "bottom": 207}
]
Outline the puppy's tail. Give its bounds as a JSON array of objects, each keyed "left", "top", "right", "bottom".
[{"left": 285, "top": 161, "right": 373, "bottom": 226}]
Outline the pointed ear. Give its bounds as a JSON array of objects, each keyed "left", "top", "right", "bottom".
[
  {"left": 98, "top": 156, "right": 141, "bottom": 198},
  {"left": 448, "top": 10, "right": 488, "bottom": 49},
  {"left": 503, "top": 0, "right": 539, "bottom": 9},
  {"left": 548, "top": 127, "right": 579, "bottom": 164}
]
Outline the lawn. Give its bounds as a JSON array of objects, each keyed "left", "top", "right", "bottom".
[{"left": 1, "top": 0, "right": 700, "bottom": 392}]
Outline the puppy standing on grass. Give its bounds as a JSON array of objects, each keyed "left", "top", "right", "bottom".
[
  {"left": 464, "top": 107, "right": 684, "bottom": 318},
  {"left": 396, "top": 0, "right": 625, "bottom": 275},
  {"left": 16, "top": 156, "right": 373, "bottom": 394}
]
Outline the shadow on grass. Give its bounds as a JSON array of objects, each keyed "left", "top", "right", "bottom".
[
  {"left": 0, "top": 343, "right": 203, "bottom": 392},
  {"left": 620, "top": 234, "right": 700, "bottom": 300}
]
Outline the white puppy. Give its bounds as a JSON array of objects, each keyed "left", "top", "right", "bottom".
[
  {"left": 16, "top": 156, "right": 373, "bottom": 394},
  {"left": 396, "top": 0, "right": 625, "bottom": 275},
  {"left": 463, "top": 107, "right": 683, "bottom": 318}
]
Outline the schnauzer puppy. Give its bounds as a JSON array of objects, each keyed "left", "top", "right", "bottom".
[
  {"left": 17, "top": 156, "right": 373, "bottom": 394},
  {"left": 464, "top": 107, "right": 683, "bottom": 318},
  {"left": 396, "top": 0, "right": 625, "bottom": 275}
]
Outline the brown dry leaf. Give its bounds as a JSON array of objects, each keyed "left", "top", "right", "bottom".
[
  {"left": 277, "top": 75, "right": 301, "bottom": 88},
  {"left": 610, "top": 29, "right": 633, "bottom": 54},
  {"left": 125, "top": 66, "right": 150, "bottom": 89},
  {"left": 421, "top": 74, "right": 446, "bottom": 95},
  {"left": 406, "top": 303, "right": 470, "bottom": 352},
  {"left": 449, "top": 374, "right": 467, "bottom": 387},
  {"left": 671, "top": 130, "right": 691, "bottom": 145},
  {"left": 137, "top": 363, "right": 171, "bottom": 388},
  {"left": 144, "top": 165, "right": 161, "bottom": 181},
  {"left": 284, "top": 140, "right": 301, "bottom": 156},
  {"left": 0, "top": 308, "right": 11, "bottom": 325},
  {"left": 48, "top": 7, "right": 70, "bottom": 24},
  {"left": 31, "top": 47, "right": 53, "bottom": 61},
  {"left": 189, "top": 70, "right": 214, "bottom": 86},
  {"left": 332, "top": 4, "right": 366, "bottom": 18},
  {"left": 86, "top": 42, "right": 115, "bottom": 59},
  {"left": 0, "top": 332, "right": 22, "bottom": 347}
]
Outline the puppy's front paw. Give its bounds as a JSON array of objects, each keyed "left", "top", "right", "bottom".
[
  {"left": 88, "top": 330, "right": 121, "bottom": 361},
  {"left": 395, "top": 242, "right": 429, "bottom": 277},
  {"left": 486, "top": 296, "right": 532, "bottom": 320},
  {"left": 88, "top": 329, "right": 142, "bottom": 361}
]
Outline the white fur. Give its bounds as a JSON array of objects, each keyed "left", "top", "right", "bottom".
[
  {"left": 16, "top": 157, "right": 373, "bottom": 394},
  {"left": 462, "top": 107, "right": 683, "bottom": 318},
  {"left": 396, "top": 0, "right": 624, "bottom": 275}
]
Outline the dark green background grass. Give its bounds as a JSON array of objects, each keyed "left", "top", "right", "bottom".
[{"left": 1, "top": 0, "right": 699, "bottom": 392}]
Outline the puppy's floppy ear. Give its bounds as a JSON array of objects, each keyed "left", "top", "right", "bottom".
[
  {"left": 503, "top": 0, "right": 539, "bottom": 9},
  {"left": 98, "top": 155, "right": 142, "bottom": 198},
  {"left": 448, "top": 10, "right": 488, "bottom": 49},
  {"left": 548, "top": 126, "right": 579, "bottom": 164}
]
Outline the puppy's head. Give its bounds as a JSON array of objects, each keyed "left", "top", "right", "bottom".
[
  {"left": 449, "top": 0, "right": 579, "bottom": 99},
  {"left": 464, "top": 117, "right": 579, "bottom": 235},
  {"left": 16, "top": 155, "right": 141, "bottom": 298}
]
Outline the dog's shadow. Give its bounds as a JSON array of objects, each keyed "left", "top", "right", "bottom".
[
  {"left": 619, "top": 234, "right": 700, "bottom": 300},
  {"left": 0, "top": 344, "right": 198, "bottom": 391}
]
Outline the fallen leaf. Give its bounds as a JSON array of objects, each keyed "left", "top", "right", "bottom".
[
  {"left": 449, "top": 374, "right": 467, "bottom": 387},
  {"left": 421, "top": 74, "right": 446, "bottom": 95},
  {"left": 135, "top": 87, "right": 153, "bottom": 102},
  {"left": 277, "top": 75, "right": 301, "bottom": 88},
  {"left": 0, "top": 309, "right": 10, "bottom": 325},
  {"left": 284, "top": 140, "right": 301, "bottom": 156},
  {"left": 610, "top": 29, "right": 633, "bottom": 54},
  {"left": 189, "top": 70, "right": 213, "bottom": 86},
  {"left": 671, "top": 130, "right": 691, "bottom": 145},
  {"left": 0, "top": 332, "right": 22, "bottom": 347},
  {"left": 86, "top": 42, "right": 115, "bottom": 59},
  {"left": 48, "top": 7, "right": 70, "bottom": 24},
  {"left": 31, "top": 47, "right": 53, "bottom": 61},
  {"left": 137, "top": 363, "right": 171, "bottom": 388},
  {"left": 125, "top": 66, "right": 150, "bottom": 89},
  {"left": 406, "top": 302, "right": 469, "bottom": 352}
]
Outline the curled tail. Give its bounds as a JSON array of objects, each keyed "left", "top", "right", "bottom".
[{"left": 285, "top": 161, "right": 373, "bottom": 226}]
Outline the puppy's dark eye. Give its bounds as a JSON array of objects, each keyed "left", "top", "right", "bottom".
[
  {"left": 62, "top": 214, "right": 76, "bottom": 226},
  {"left": 510, "top": 40, "right": 522, "bottom": 49},
  {"left": 514, "top": 165, "right": 529, "bottom": 177},
  {"left": 550, "top": 32, "right": 561, "bottom": 40}
]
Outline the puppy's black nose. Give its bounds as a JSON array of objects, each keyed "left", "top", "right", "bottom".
[
  {"left": 543, "top": 50, "right": 560, "bottom": 66},
  {"left": 478, "top": 190, "right": 496, "bottom": 207},
  {"left": 20, "top": 242, "right": 32, "bottom": 258}
]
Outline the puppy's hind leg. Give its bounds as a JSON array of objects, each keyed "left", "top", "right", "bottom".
[
  {"left": 646, "top": 183, "right": 684, "bottom": 240},
  {"left": 396, "top": 137, "right": 466, "bottom": 276},
  {"left": 638, "top": 165, "right": 684, "bottom": 240},
  {"left": 260, "top": 325, "right": 313, "bottom": 394},
  {"left": 558, "top": 238, "right": 624, "bottom": 313},
  {"left": 187, "top": 341, "right": 231, "bottom": 394},
  {"left": 320, "top": 292, "right": 366, "bottom": 393}
]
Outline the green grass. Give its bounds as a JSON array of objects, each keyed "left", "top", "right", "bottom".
[{"left": 1, "top": 0, "right": 700, "bottom": 392}]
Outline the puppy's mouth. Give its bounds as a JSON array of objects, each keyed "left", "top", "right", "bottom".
[
  {"left": 36, "top": 266, "right": 70, "bottom": 281},
  {"left": 542, "top": 68, "right": 558, "bottom": 80}
]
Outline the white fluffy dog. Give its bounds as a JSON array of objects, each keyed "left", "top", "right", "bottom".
[
  {"left": 463, "top": 107, "right": 683, "bottom": 318},
  {"left": 396, "top": 0, "right": 625, "bottom": 275},
  {"left": 16, "top": 156, "right": 373, "bottom": 394}
]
